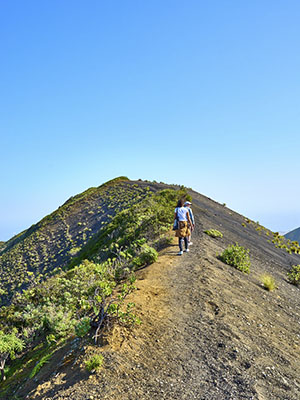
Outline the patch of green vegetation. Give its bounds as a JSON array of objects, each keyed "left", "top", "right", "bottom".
[
  {"left": 204, "top": 229, "right": 223, "bottom": 238},
  {"left": 0, "top": 259, "right": 136, "bottom": 383},
  {"left": 219, "top": 243, "right": 250, "bottom": 273},
  {"left": 287, "top": 265, "right": 300, "bottom": 286},
  {"left": 85, "top": 354, "right": 104, "bottom": 372},
  {"left": 29, "top": 350, "right": 55, "bottom": 378},
  {"left": 132, "top": 244, "right": 158, "bottom": 268},
  {"left": 0, "top": 329, "right": 24, "bottom": 381},
  {"left": 68, "top": 247, "right": 81, "bottom": 256},
  {"left": 75, "top": 317, "right": 91, "bottom": 338}
]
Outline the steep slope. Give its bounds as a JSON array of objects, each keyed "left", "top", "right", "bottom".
[
  {"left": 284, "top": 226, "right": 300, "bottom": 244},
  {"left": 2, "top": 184, "right": 300, "bottom": 400},
  {"left": 0, "top": 177, "right": 175, "bottom": 305},
  {"left": 0, "top": 178, "right": 191, "bottom": 398}
]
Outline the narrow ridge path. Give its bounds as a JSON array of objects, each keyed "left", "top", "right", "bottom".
[{"left": 30, "top": 201, "right": 300, "bottom": 400}]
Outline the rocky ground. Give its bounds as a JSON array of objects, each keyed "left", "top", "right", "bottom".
[{"left": 19, "top": 190, "right": 300, "bottom": 400}]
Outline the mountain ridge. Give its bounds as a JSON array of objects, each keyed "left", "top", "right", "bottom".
[
  {"left": 1, "top": 178, "right": 300, "bottom": 399},
  {"left": 0, "top": 177, "right": 179, "bottom": 305},
  {"left": 284, "top": 226, "right": 300, "bottom": 244}
]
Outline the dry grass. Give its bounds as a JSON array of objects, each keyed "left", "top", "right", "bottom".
[{"left": 261, "top": 274, "right": 277, "bottom": 291}]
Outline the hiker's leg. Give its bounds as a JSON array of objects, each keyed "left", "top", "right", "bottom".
[
  {"left": 178, "top": 238, "right": 183, "bottom": 251},
  {"left": 184, "top": 237, "right": 189, "bottom": 250}
]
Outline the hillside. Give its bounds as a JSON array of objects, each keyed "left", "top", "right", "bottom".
[
  {"left": 0, "top": 177, "right": 176, "bottom": 305},
  {"left": 284, "top": 226, "right": 300, "bottom": 244},
  {"left": 1, "top": 180, "right": 300, "bottom": 400}
]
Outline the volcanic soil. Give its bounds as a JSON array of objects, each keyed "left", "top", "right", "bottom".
[{"left": 23, "top": 190, "right": 300, "bottom": 400}]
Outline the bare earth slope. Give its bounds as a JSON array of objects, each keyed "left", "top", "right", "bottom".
[{"left": 25, "top": 190, "right": 300, "bottom": 400}]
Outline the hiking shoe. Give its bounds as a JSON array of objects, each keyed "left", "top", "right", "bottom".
[
  {"left": 177, "top": 251, "right": 183, "bottom": 256},
  {"left": 184, "top": 248, "right": 189, "bottom": 252}
]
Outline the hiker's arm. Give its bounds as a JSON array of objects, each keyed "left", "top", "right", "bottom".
[
  {"left": 190, "top": 210, "right": 195, "bottom": 226},
  {"left": 187, "top": 211, "right": 192, "bottom": 225}
]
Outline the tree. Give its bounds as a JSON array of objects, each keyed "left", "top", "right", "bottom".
[{"left": 0, "top": 329, "right": 24, "bottom": 381}]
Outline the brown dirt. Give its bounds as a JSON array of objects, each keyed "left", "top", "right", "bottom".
[{"left": 20, "top": 191, "right": 300, "bottom": 400}]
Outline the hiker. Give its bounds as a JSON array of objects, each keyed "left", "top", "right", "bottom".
[
  {"left": 174, "top": 199, "right": 192, "bottom": 255},
  {"left": 184, "top": 201, "right": 195, "bottom": 245}
]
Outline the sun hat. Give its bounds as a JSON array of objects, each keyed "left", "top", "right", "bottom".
[{"left": 184, "top": 201, "right": 192, "bottom": 205}]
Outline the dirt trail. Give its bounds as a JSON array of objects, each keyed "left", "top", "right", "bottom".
[{"left": 28, "top": 196, "right": 300, "bottom": 400}]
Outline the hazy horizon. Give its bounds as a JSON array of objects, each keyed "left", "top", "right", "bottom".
[{"left": 0, "top": 176, "right": 299, "bottom": 242}]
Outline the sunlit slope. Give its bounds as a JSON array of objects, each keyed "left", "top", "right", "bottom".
[{"left": 0, "top": 177, "right": 172, "bottom": 305}]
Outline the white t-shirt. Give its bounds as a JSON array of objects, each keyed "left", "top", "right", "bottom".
[{"left": 175, "top": 207, "right": 189, "bottom": 222}]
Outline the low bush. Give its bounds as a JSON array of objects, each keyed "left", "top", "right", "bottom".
[
  {"left": 75, "top": 317, "right": 91, "bottom": 338},
  {"left": 85, "top": 354, "right": 104, "bottom": 372},
  {"left": 133, "top": 245, "right": 158, "bottom": 268},
  {"left": 261, "top": 274, "right": 276, "bottom": 291},
  {"left": 204, "top": 229, "right": 223, "bottom": 238},
  {"left": 0, "top": 329, "right": 24, "bottom": 381},
  {"left": 287, "top": 265, "right": 300, "bottom": 285},
  {"left": 219, "top": 243, "right": 250, "bottom": 273}
]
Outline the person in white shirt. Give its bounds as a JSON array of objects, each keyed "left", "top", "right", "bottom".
[{"left": 174, "top": 199, "right": 193, "bottom": 255}]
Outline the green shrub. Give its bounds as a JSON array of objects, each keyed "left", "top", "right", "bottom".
[
  {"left": 204, "top": 229, "right": 223, "bottom": 238},
  {"left": 261, "top": 274, "right": 276, "bottom": 291},
  {"left": 0, "top": 329, "right": 24, "bottom": 380},
  {"left": 75, "top": 317, "right": 91, "bottom": 337},
  {"left": 139, "top": 245, "right": 158, "bottom": 265},
  {"left": 85, "top": 354, "right": 104, "bottom": 372},
  {"left": 132, "top": 245, "right": 158, "bottom": 268},
  {"left": 287, "top": 265, "right": 300, "bottom": 285},
  {"left": 219, "top": 243, "right": 250, "bottom": 273}
]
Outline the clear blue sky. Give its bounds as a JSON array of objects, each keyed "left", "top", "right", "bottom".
[{"left": 1, "top": 0, "right": 300, "bottom": 240}]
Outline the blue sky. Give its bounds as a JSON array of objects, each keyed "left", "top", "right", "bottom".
[{"left": 1, "top": 0, "right": 300, "bottom": 240}]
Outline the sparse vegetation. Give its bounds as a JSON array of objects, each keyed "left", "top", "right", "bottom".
[
  {"left": 219, "top": 243, "right": 250, "bottom": 273},
  {"left": 261, "top": 274, "right": 276, "bottom": 291},
  {"left": 85, "top": 354, "right": 104, "bottom": 372},
  {"left": 244, "top": 220, "right": 300, "bottom": 255},
  {"left": 287, "top": 265, "right": 300, "bottom": 286},
  {"left": 29, "top": 350, "right": 54, "bottom": 378},
  {"left": 0, "top": 180, "right": 191, "bottom": 391},
  {"left": 0, "top": 180, "right": 185, "bottom": 306},
  {"left": 204, "top": 229, "right": 223, "bottom": 238}
]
